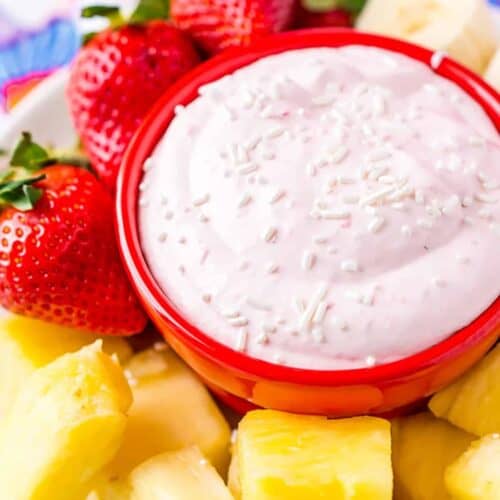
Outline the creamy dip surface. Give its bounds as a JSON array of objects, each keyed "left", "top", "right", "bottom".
[{"left": 139, "top": 46, "right": 500, "bottom": 370}]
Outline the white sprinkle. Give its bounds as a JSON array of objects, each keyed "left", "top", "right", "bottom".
[
  {"left": 441, "top": 195, "right": 461, "bottom": 215},
  {"left": 262, "top": 151, "right": 276, "bottom": 160},
  {"left": 246, "top": 297, "right": 272, "bottom": 311},
  {"left": 256, "top": 333, "right": 269, "bottom": 345},
  {"left": 477, "top": 171, "right": 489, "bottom": 183},
  {"left": 345, "top": 289, "right": 362, "bottom": 302},
  {"left": 478, "top": 209, "right": 492, "bottom": 220},
  {"left": 378, "top": 175, "right": 396, "bottom": 185},
  {"left": 245, "top": 136, "right": 262, "bottom": 151},
  {"left": 201, "top": 293, "right": 212, "bottom": 303},
  {"left": 414, "top": 189, "right": 425, "bottom": 205},
  {"left": 432, "top": 277, "right": 446, "bottom": 287},
  {"left": 372, "top": 94, "right": 386, "bottom": 116},
  {"left": 143, "top": 157, "right": 153, "bottom": 171},
  {"left": 368, "top": 166, "right": 389, "bottom": 181},
  {"left": 302, "top": 250, "right": 316, "bottom": 271},
  {"left": 468, "top": 135, "right": 486, "bottom": 147},
  {"left": 261, "top": 323, "right": 277, "bottom": 334},
  {"left": 337, "top": 175, "right": 356, "bottom": 185},
  {"left": 222, "top": 309, "right": 240, "bottom": 319},
  {"left": 266, "top": 263, "right": 279, "bottom": 274},
  {"left": 462, "top": 196, "right": 474, "bottom": 207},
  {"left": 423, "top": 83, "right": 440, "bottom": 94},
  {"left": 228, "top": 317, "right": 249, "bottom": 327},
  {"left": 158, "top": 232, "right": 167, "bottom": 243},
  {"left": 312, "top": 327, "right": 325, "bottom": 343},
  {"left": 417, "top": 218, "right": 434, "bottom": 229},
  {"left": 366, "top": 149, "right": 392, "bottom": 163},
  {"left": 273, "top": 354, "right": 284, "bottom": 364},
  {"left": 237, "top": 193, "right": 252, "bottom": 208},
  {"left": 320, "top": 208, "right": 351, "bottom": 220},
  {"left": 327, "top": 246, "right": 338, "bottom": 255},
  {"left": 329, "top": 146, "right": 349, "bottom": 164},
  {"left": 174, "top": 104, "right": 185, "bottom": 115},
  {"left": 269, "top": 189, "right": 286, "bottom": 204},
  {"left": 306, "top": 162, "right": 317, "bottom": 177},
  {"left": 200, "top": 248, "right": 209, "bottom": 264},
  {"left": 490, "top": 222, "right": 500, "bottom": 234},
  {"left": 365, "top": 355, "right": 376, "bottom": 367},
  {"left": 430, "top": 50, "right": 447, "bottom": 70},
  {"left": 263, "top": 226, "right": 278, "bottom": 243},
  {"left": 236, "top": 329, "right": 248, "bottom": 352},
  {"left": 401, "top": 224, "right": 413, "bottom": 237},
  {"left": 342, "top": 194, "right": 360, "bottom": 204},
  {"left": 223, "top": 104, "right": 236, "bottom": 121},
  {"left": 475, "top": 192, "right": 499, "bottom": 204},
  {"left": 139, "top": 180, "right": 148, "bottom": 192},
  {"left": 313, "top": 235, "right": 328, "bottom": 245},
  {"left": 266, "top": 126, "right": 285, "bottom": 139},
  {"left": 482, "top": 180, "right": 500, "bottom": 191},
  {"left": 299, "top": 283, "right": 329, "bottom": 331},
  {"left": 138, "top": 198, "right": 148, "bottom": 207},
  {"left": 312, "top": 301, "right": 328, "bottom": 324},
  {"left": 312, "top": 94, "right": 335, "bottom": 107},
  {"left": 235, "top": 144, "right": 249, "bottom": 164},
  {"left": 333, "top": 317, "right": 349, "bottom": 331},
  {"left": 340, "top": 259, "right": 359, "bottom": 272},
  {"left": 192, "top": 193, "right": 210, "bottom": 207},
  {"left": 368, "top": 216, "right": 385, "bottom": 234},
  {"left": 386, "top": 185, "right": 414, "bottom": 202},
  {"left": 391, "top": 202, "right": 406, "bottom": 210},
  {"left": 294, "top": 296, "right": 306, "bottom": 314},
  {"left": 359, "top": 186, "right": 396, "bottom": 206},
  {"left": 238, "top": 162, "right": 259, "bottom": 175}
]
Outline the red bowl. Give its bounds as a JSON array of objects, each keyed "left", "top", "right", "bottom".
[{"left": 116, "top": 29, "right": 500, "bottom": 417}]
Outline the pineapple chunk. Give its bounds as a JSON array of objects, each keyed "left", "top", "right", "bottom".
[
  {"left": 429, "top": 345, "right": 500, "bottom": 436},
  {"left": 128, "top": 447, "right": 233, "bottom": 500},
  {"left": 445, "top": 434, "right": 500, "bottom": 499},
  {"left": 392, "top": 412, "right": 475, "bottom": 499},
  {"left": 0, "top": 314, "right": 132, "bottom": 416},
  {"left": 0, "top": 341, "right": 132, "bottom": 500},
  {"left": 237, "top": 409, "right": 392, "bottom": 500},
  {"left": 107, "top": 347, "right": 231, "bottom": 477},
  {"left": 228, "top": 441, "right": 242, "bottom": 500}
]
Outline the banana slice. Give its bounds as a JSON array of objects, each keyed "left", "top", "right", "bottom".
[
  {"left": 356, "top": 0, "right": 498, "bottom": 74},
  {"left": 484, "top": 47, "right": 500, "bottom": 92}
]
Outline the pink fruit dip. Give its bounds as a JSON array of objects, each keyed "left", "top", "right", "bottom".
[{"left": 139, "top": 46, "right": 500, "bottom": 370}]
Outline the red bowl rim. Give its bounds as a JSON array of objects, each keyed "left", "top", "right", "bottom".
[{"left": 116, "top": 28, "right": 500, "bottom": 386}]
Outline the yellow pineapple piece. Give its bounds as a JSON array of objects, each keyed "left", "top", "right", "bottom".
[
  {"left": 445, "top": 433, "right": 500, "bottom": 499},
  {"left": 0, "top": 314, "right": 132, "bottom": 416},
  {"left": 107, "top": 347, "right": 231, "bottom": 477},
  {"left": 237, "top": 409, "right": 392, "bottom": 500},
  {"left": 429, "top": 345, "right": 500, "bottom": 436},
  {"left": 392, "top": 412, "right": 475, "bottom": 499},
  {"left": 228, "top": 441, "right": 242, "bottom": 500},
  {"left": 0, "top": 341, "right": 132, "bottom": 500},
  {"left": 128, "top": 447, "right": 234, "bottom": 500}
]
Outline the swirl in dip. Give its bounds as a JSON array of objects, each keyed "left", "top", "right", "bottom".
[{"left": 139, "top": 46, "right": 500, "bottom": 370}]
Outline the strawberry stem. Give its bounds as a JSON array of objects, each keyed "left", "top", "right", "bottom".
[
  {"left": 130, "top": 0, "right": 170, "bottom": 23},
  {"left": 0, "top": 175, "right": 46, "bottom": 211}
]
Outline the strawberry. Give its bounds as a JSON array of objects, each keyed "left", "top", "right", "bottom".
[
  {"left": 0, "top": 133, "right": 147, "bottom": 335},
  {"left": 67, "top": 1, "right": 200, "bottom": 192},
  {"left": 294, "top": 5, "right": 353, "bottom": 29},
  {"left": 171, "top": 0, "right": 297, "bottom": 55}
]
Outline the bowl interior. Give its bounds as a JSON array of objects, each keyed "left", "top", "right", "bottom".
[{"left": 116, "top": 29, "right": 500, "bottom": 386}]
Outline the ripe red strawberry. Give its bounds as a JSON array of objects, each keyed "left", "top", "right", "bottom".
[
  {"left": 294, "top": 5, "right": 353, "bottom": 29},
  {"left": 171, "top": 0, "right": 297, "bottom": 55},
  {"left": 67, "top": 4, "right": 200, "bottom": 192},
  {"left": 0, "top": 133, "right": 147, "bottom": 335}
]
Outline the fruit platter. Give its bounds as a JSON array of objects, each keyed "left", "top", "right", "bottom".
[{"left": 0, "top": 1, "right": 499, "bottom": 499}]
